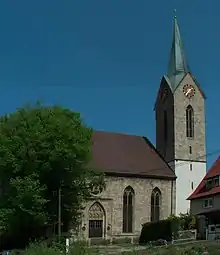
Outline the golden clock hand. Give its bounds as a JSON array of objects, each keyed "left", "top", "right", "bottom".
[{"left": 186, "top": 88, "right": 192, "bottom": 96}]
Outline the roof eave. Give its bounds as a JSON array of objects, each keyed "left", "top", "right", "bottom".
[
  {"left": 188, "top": 190, "right": 220, "bottom": 200},
  {"left": 153, "top": 75, "right": 173, "bottom": 111},
  {"left": 189, "top": 72, "right": 206, "bottom": 99},
  {"left": 105, "top": 171, "right": 177, "bottom": 180}
]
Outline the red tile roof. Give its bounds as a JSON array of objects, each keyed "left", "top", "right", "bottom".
[
  {"left": 188, "top": 156, "right": 220, "bottom": 200},
  {"left": 91, "top": 131, "right": 176, "bottom": 180}
]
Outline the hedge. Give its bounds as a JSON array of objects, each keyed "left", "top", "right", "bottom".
[{"left": 139, "top": 218, "right": 179, "bottom": 244}]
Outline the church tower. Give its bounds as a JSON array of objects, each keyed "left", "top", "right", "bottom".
[{"left": 154, "top": 14, "right": 207, "bottom": 214}]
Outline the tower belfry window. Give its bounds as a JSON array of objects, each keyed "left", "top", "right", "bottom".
[{"left": 186, "top": 105, "right": 194, "bottom": 138}]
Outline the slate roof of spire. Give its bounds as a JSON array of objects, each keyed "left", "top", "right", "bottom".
[
  {"left": 166, "top": 13, "right": 189, "bottom": 91},
  {"left": 91, "top": 131, "right": 176, "bottom": 180}
]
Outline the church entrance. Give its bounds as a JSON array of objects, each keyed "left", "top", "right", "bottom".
[
  {"left": 89, "top": 220, "right": 103, "bottom": 238},
  {"left": 88, "top": 202, "right": 105, "bottom": 238}
]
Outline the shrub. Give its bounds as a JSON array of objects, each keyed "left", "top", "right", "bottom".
[
  {"left": 69, "top": 242, "right": 89, "bottom": 255},
  {"left": 139, "top": 218, "right": 179, "bottom": 244},
  {"left": 17, "top": 242, "right": 61, "bottom": 255}
]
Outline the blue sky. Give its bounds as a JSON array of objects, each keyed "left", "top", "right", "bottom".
[{"left": 0, "top": 0, "right": 219, "bottom": 168}]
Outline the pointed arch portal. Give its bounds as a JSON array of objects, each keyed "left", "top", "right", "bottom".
[{"left": 88, "top": 202, "right": 105, "bottom": 238}]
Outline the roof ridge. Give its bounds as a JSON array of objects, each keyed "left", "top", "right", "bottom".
[{"left": 95, "top": 130, "right": 144, "bottom": 138}]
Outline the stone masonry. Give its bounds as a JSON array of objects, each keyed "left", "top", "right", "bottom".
[
  {"left": 173, "top": 73, "right": 206, "bottom": 162},
  {"left": 80, "top": 175, "right": 176, "bottom": 239},
  {"left": 156, "top": 73, "right": 206, "bottom": 165}
]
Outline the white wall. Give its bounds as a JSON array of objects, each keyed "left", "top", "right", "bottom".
[{"left": 174, "top": 160, "right": 206, "bottom": 215}]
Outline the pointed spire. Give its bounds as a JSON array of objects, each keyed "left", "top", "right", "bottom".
[{"left": 167, "top": 10, "right": 189, "bottom": 90}]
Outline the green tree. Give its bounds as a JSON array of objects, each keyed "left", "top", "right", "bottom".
[{"left": 0, "top": 103, "right": 104, "bottom": 246}]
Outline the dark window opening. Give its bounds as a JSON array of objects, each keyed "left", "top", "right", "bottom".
[
  {"left": 123, "top": 186, "right": 134, "bottom": 233},
  {"left": 190, "top": 164, "right": 192, "bottom": 171},
  {"left": 206, "top": 177, "right": 219, "bottom": 190},
  {"left": 189, "top": 146, "right": 192, "bottom": 154},
  {"left": 204, "top": 198, "right": 213, "bottom": 208},
  {"left": 186, "top": 105, "right": 194, "bottom": 138},
  {"left": 151, "top": 188, "right": 161, "bottom": 222},
  {"left": 206, "top": 180, "right": 213, "bottom": 190},
  {"left": 214, "top": 177, "right": 219, "bottom": 187}
]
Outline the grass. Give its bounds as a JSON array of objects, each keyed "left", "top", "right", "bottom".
[
  {"left": 127, "top": 241, "right": 219, "bottom": 254},
  {"left": 86, "top": 240, "right": 220, "bottom": 254},
  {"left": 9, "top": 240, "right": 220, "bottom": 255}
]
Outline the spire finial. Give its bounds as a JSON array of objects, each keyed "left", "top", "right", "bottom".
[
  {"left": 167, "top": 10, "right": 190, "bottom": 90},
  {"left": 173, "top": 9, "right": 177, "bottom": 19}
]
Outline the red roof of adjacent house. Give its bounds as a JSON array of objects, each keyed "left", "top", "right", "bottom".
[
  {"left": 188, "top": 156, "right": 220, "bottom": 200},
  {"left": 91, "top": 131, "right": 176, "bottom": 180}
]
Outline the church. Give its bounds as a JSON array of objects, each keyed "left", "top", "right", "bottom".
[{"left": 79, "top": 15, "right": 207, "bottom": 241}]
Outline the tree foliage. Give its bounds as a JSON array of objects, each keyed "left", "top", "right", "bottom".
[
  {"left": 0, "top": 103, "right": 104, "bottom": 246},
  {"left": 168, "top": 213, "right": 197, "bottom": 231}
]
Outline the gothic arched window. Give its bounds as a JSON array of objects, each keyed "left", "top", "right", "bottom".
[
  {"left": 151, "top": 188, "right": 161, "bottom": 222},
  {"left": 123, "top": 186, "right": 134, "bottom": 233},
  {"left": 186, "top": 105, "right": 194, "bottom": 138}
]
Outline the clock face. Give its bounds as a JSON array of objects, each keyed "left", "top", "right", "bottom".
[{"left": 183, "top": 84, "right": 195, "bottom": 98}]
